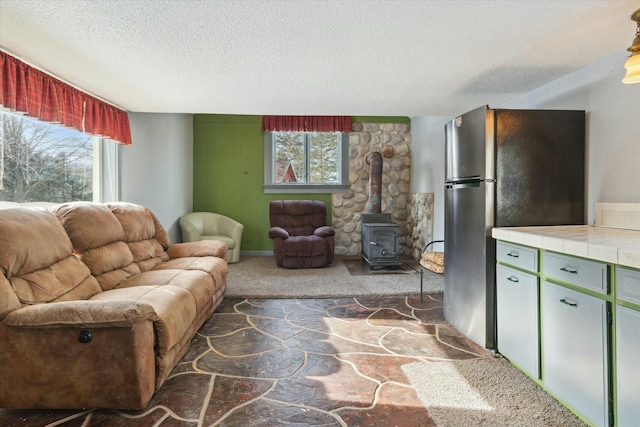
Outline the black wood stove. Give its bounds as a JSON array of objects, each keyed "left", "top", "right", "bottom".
[{"left": 361, "top": 213, "right": 402, "bottom": 269}]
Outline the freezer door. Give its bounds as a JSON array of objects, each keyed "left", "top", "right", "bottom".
[
  {"left": 444, "top": 180, "right": 496, "bottom": 349},
  {"left": 445, "top": 105, "right": 495, "bottom": 182}
]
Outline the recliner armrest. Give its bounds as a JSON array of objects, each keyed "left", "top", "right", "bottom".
[
  {"left": 167, "top": 240, "right": 228, "bottom": 259},
  {"left": 314, "top": 226, "right": 335, "bottom": 237},
  {"left": 4, "top": 300, "right": 156, "bottom": 329},
  {"left": 268, "top": 226, "right": 289, "bottom": 239}
]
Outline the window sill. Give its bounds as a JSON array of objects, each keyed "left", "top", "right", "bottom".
[{"left": 263, "top": 184, "right": 350, "bottom": 194}]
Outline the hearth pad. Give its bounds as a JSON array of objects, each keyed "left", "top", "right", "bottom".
[{"left": 343, "top": 257, "right": 419, "bottom": 276}]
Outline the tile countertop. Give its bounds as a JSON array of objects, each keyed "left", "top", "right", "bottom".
[{"left": 492, "top": 225, "right": 640, "bottom": 269}]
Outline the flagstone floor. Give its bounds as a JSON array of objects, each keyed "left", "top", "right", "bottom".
[{"left": 0, "top": 294, "right": 490, "bottom": 426}]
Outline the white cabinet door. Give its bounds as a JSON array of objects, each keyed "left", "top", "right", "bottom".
[
  {"left": 616, "top": 305, "right": 640, "bottom": 427},
  {"left": 542, "top": 281, "right": 609, "bottom": 427},
  {"left": 497, "top": 264, "right": 539, "bottom": 378}
]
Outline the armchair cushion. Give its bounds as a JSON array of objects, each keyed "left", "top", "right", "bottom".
[
  {"left": 268, "top": 200, "right": 335, "bottom": 268},
  {"left": 180, "top": 212, "right": 244, "bottom": 263}
]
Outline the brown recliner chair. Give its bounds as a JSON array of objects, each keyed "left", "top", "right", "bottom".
[{"left": 268, "top": 200, "right": 335, "bottom": 268}]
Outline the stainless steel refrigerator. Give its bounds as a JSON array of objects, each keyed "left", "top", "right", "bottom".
[{"left": 444, "top": 105, "right": 585, "bottom": 349}]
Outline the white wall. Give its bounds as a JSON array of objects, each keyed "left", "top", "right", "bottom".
[
  {"left": 410, "top": 115, "right": 449, "bottom": 242},
  {"left": 412, "top": 49, "right": 640, "bottom": 237},
  {"left": 500, "top": 49, "right": 640, "bottom": 224},
  {"left": 121, "top": 113, "right": 193, "bottom": 243}
]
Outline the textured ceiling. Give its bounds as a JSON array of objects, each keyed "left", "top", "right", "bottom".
[{"left": 0, "top": 0, "right": 637, "bottom": 116}]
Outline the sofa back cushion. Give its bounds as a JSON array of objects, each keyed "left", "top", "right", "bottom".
[
  {"left": 53, "top": 202, "right": 140, "bottom": 290},
  {"left": 269, "top": 200, "right": 328, "bottom": 236},
  {"left": 0, "top": 208, "right": 101, "bottom": 308},
  {"left": 107, "top": 203, "right": 170, "bottom": 272}
]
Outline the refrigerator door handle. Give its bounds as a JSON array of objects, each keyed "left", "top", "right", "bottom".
[{"left": 448, "top": 181, "right": 481, "bottom": 189}]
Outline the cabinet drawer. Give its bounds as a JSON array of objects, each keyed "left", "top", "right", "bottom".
[
  {"left": 617, "top": 266, "right": 640, "bottom": 305},
  {"left": 543, "top": 252, "right": 609, "bottom": 294},
  {"left": 497, "top": 241, "right": 538, "bottom": 272}
]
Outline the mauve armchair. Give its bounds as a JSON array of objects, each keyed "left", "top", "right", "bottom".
[
  {"left": 268, "top": 200, "right": 335, "bottom": 268},
  {"left": 180, "top": 212, "right": 244, "bottom": 263}
]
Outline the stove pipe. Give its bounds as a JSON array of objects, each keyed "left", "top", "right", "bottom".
[{"left": 365, "top": 151, "right": 382, "bottom": 214}]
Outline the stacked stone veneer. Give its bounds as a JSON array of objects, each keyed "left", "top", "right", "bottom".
[
  {"left": 407, "top": 192, "right": 434, "bottom": 260},
  {"left": 332, "top": 122, "right": 421, "bottom": 257}
]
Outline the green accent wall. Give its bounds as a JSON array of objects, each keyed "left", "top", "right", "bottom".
[
  {"left": 193, "top": 114, "right": 410, "bottom": 251},
  {"left": 193, "top": 115, "right": 330, "bottom": 251}
]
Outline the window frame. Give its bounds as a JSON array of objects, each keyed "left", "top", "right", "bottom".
[
  {"left": 263, "top": 131, "right": 350, "bottom": 194},
  {"left": 93, "top": 135, "right": 120, "bottom": 203}
]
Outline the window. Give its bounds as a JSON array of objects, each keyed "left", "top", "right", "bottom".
[
  {"left": 0, "top": 110, "right": 118, "bottom": 204},
  {"left": 264, "top": 131, "right": 349, "bottom": 193}
]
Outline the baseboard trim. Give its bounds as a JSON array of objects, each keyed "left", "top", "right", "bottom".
[{"left": 240, "top": 250, "right": 274, "bottom": 256}]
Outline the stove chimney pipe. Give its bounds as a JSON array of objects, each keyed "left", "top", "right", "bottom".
[{"left": 366, "top": 151, "right": 383, "bottom": 214}]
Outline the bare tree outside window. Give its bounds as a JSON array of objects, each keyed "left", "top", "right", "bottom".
[{"left": 0, "top": 112, "right": 93, "bottom": 203}]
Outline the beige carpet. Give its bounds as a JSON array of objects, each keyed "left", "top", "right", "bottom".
[
  {"left": 226, "top": 255, "right": 443, "bottom": 298},
  {"left": 403, "top": 358, "right": 586, "bottom": 427}
]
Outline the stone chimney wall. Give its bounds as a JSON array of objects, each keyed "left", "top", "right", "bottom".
[
  {"left": 332, "top": 122, "right": 412, "bottom": 256},
  {"left": 407, "top": 192, "right": 435, "bottom": 260}
]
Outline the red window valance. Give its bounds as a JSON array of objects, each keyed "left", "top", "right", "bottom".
[
  {"left": 0, "top": 51, "right": 132, "bottom": 145},
  {"left": 262, "top": 115, "right": 352, "bottom": 133}
]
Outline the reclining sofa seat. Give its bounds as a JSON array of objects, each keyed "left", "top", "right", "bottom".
[
  {"left": 268, "top": 200, "right": 335, "bottom": 268},
  {"left": 0, "top": 202, "right": 228, "bottom": 410}
]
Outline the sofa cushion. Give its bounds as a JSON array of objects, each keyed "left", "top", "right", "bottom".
[
  {"left": 0, "top": 208, "right": 102, "bottom": 305},
  {"left": 11, "top": 256, "right": 103, "bottom": 305},
  {"left": 166, "top": 240, "right": 227, "bottom": 259},
  {"left": 115, "top": 269, "right": 215, "bottom": 313},
  {"left": 53, "top": 202, "right": 141, "bottom": 290},
  {"left": 152, "top": 258, "right": 227, "bottom": 297},
  {"left": 0, "top": 274, "right": 20, "bottom": 320},
  {"left": 54, "top": 202, "right": 125, "bottom": 252},
  {"left": 107, "top": 203, "right": 170, "bottom": 271}
]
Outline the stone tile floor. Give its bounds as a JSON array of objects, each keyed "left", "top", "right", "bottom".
[{"left": 0, "top": 294, "right": 490, "bottom": 426}]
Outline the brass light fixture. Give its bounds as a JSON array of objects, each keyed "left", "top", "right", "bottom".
[{"left": 622, "top": 8, "right": 640, "bottom": 84}]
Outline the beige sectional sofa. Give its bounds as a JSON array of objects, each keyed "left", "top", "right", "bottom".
[{"left": 0, "top": 202, "right": 227, "bottom": 409}]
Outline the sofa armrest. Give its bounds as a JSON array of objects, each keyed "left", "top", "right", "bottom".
[
  {"left": 314, "top": 226, "right": 335, "bottom": 237},
  {"left": 268, "top": 226, "right": 289, "bottom": 239},
  {"left": 3, "top": 300, "right": 156, "bottom": 329},
  {"left": 167, "top": 240, "right": 228, "bottom": 259}
]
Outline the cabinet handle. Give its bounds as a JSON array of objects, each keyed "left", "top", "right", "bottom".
[
  {"left": 507, "top": 251, "right": 519, "bottom": 258},
  {"left": 560, "top": 266, "right": 578, "bottom": 274},
  {"left": 560, "top": 298, "right": 578, "bottom": 307},
  {"left": 507, "top": 276, "right": 519, "bottom": 283}
]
